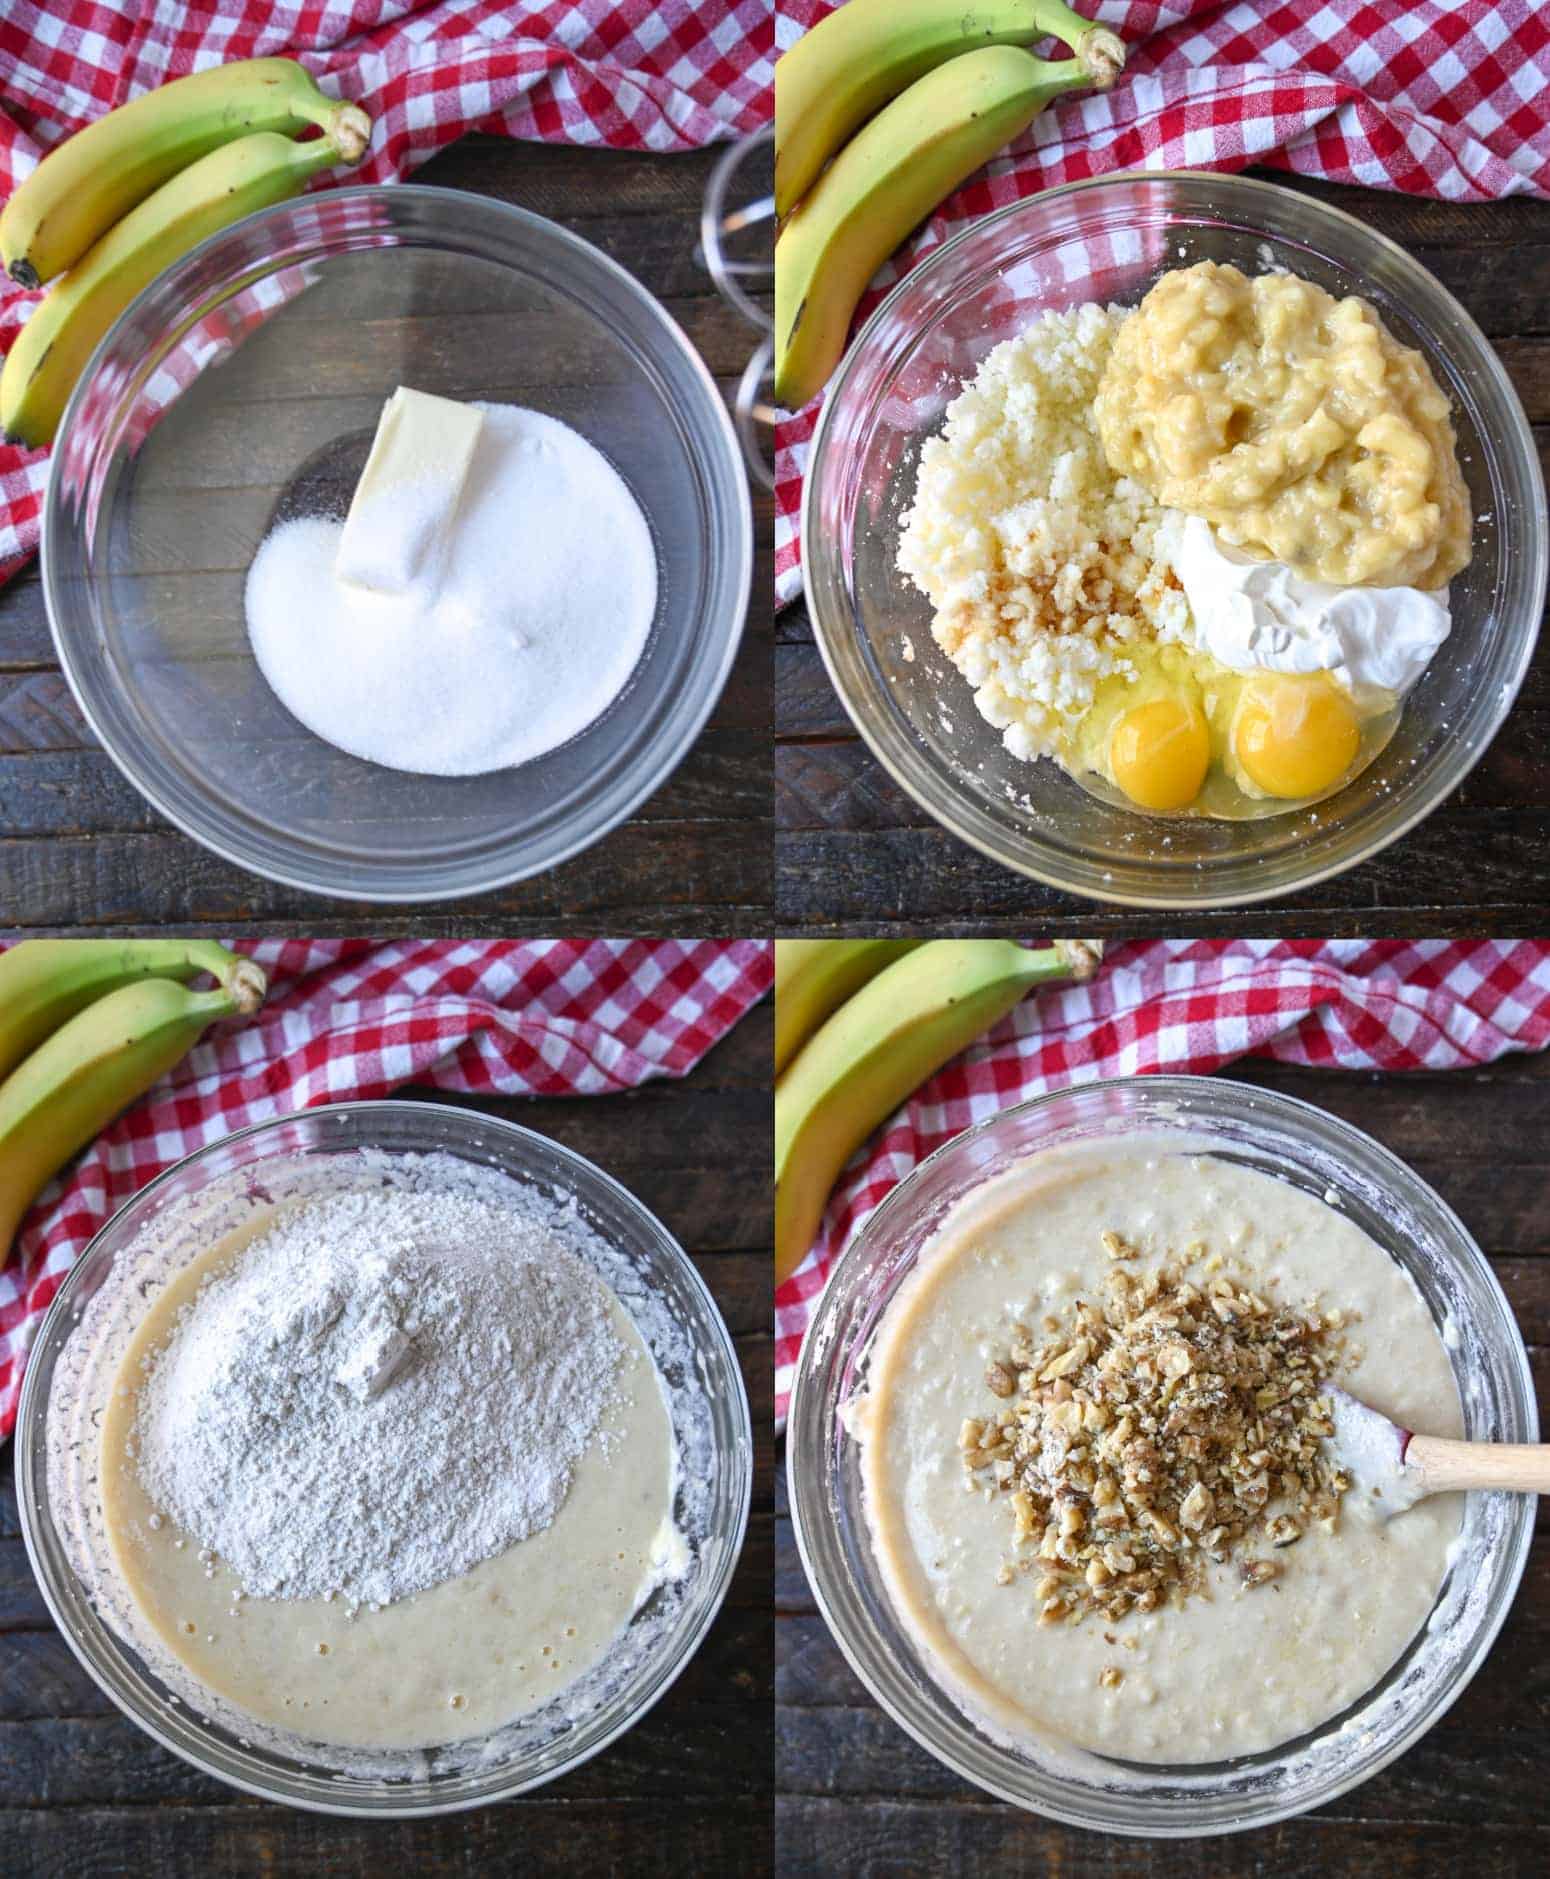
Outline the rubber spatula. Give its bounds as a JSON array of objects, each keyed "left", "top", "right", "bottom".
[{"left": 1327, "top": 1386, "right": 1550, "bottom": 1515}]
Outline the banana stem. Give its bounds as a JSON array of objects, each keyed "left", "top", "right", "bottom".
[
  {"left": 169, "top": 941, "right": 268, "bottom": 1012},
  {"left": 228, "top": 957, "right": 268, "bottom": 1015},
  {"left": 1028, "top": 0, "right": 1125, "bottom": 71},
  {"left": 1024, "top": 56, "right": 1099, "bottom": 106},
  {"left": 1026, "top": 3, "right": 1128, "bottom": 88},
  {"left": 325, "top": 102, "right": 373, "bottom": 167},
  {"left": 1017, "top": 940, "right": 1105, "bottom": 991},
  {"left": 1054, "top": 939, "right": 1105, "bottom": 981},
  {"left": 1077, "top": 26, "right": 1127, "bottom": 87}
]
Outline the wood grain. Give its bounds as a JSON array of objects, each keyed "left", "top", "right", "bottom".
[
  {"left": 775, "top": 173, "right": 1550, "bottom": 934},
  {"left": 775, "top": 1051, "right": 1550, "bottom": 1874},
  {"left": 1, "top": 1003, "right": 774, "bottom": 1873},
  {"left": 0, "top": 136, "right": 773, "bottom": 935}
]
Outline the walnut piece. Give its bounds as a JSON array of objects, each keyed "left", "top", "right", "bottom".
[{"left": 958, "top": 1233, "right": 1353, "bottom": 1627}]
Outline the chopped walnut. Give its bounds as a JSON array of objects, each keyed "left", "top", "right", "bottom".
[
  {"left": 958, "top": 1242, "right": 1354, "bottom": 1626},
  {"left": 1179, "top": 1482, "right": 1214, "bottom": 1530}
]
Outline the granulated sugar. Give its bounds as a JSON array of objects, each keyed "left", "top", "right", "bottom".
[
  {"left": 244, "top": 402, "right": 658, "bottom": 776},
  {"left": 132, "top": 1184, "right": 622, "bottom": 1608}
]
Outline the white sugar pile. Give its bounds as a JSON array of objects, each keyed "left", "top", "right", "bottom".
[{"left": 244, "top": 403, "right": 657, "bottom": 776}]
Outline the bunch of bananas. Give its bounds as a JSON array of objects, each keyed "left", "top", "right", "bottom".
[
  {"left": 774, "top": 0, "right": 1126, "bottom": 411},
  {"left": 0, "top": 939, "right": 268, "bottom": 1261},
  {"left": 774, "top": 937, "right": 1102, "bottom": 1282},
  {"left": 0, "top": 58, "right": 373, "bottom": 448}
]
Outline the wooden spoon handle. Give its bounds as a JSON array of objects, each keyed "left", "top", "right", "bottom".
[{"left": 1407, "top": 1434, "right": 1550, "bottom": 1497}]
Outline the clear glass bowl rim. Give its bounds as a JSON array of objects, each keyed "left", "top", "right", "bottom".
[
  {"left": 786, "top": 1072, "right": 1538, "bottom": 1836},
  {"left": 801, "top": 169, "right": 1548, "bottom": 910},
  {"left": 42, "top": 184, "right": 754, "bottom": 904},
  {"left": 16, "top": 1098, "right": 753, "bottom": 1818}
]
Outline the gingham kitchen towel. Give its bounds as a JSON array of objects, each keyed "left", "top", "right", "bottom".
[
  {"left": 0, "top": 0, "right": 776, "bottom": 588},
  {"left": 0, "top": 935, "right": 772, "bottom": 1437},
  {"left": 774, "top": 0, "right": 1550, "bottom": 602},
  {"left": 774, "top": 938, "right": 1550, "bottom": 1426}
]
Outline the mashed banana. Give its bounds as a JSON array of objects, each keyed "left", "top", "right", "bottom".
[{"left": 1095, "top": 262, "right": 1470, "bottom": 589}]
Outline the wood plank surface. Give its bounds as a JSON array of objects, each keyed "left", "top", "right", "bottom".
[
  {"left": 0, "top": 136, "right": 773, "bottom": 935},
  {"left": 1, "top": 1001, "right": 774, "bottom": 1875},
  {"left": 774, "top": 171, "right": 1550, "bottom": 934},
  {"left": 775, "top": 1049, "right": 1550, "bottom": 1875}
]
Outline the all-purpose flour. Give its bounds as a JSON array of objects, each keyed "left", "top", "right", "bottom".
[
  {"left": 132, "top": 1184, "right": 622, "bottom": 1609},
  {"left": 244, "top": 402, "right": 658, "bottom": 776}
]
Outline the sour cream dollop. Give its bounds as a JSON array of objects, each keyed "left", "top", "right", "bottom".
[{"left": 1166, "top": 513, "right": 1451, "bottom": 699}]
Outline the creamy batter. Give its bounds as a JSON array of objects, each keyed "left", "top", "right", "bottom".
[
  {"left": 857, "top": 1143, "right": 1463, "bottom": 1764},
  {"left": 98, "top": 1214, "right": 680, "bottom": 1752}
]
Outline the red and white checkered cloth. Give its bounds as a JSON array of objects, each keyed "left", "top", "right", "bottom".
[
  {"left": 775, "top": 938, "right": 1550, "bottom": 1426},
  {"left": 0, "top": 935, "right": 772, "bottom": 1437},
  {"left": 0, "top": 0, "right": 776, "bottom": 590},
  {"left": 773, "top": 0, "right": 1550, "bottom": 602}
]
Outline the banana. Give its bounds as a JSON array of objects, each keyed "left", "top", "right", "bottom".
[
  {"left": 774, "top": 939, "right": 1100, "bottom": 1284},
  {"left": 774, "top": 938, "right": 924, "bottom": 1075},
  {"left": 1, "top": 58, "right": 370, "bottom": 289},
  {"left": 1, "top": 125, "right": 368, "bottom": 450},
  {"left": 0, "top": 971, "right": 267, "bottom": 1260},
  {"left": 774, "top": 46, "right": 1098, "bottom": 413},
  {"left": 0, "top": 938, "right": 266, "bottom": 1082},
  {"left": 776, "top": 0, "right": 1124, "bottom": 221}
]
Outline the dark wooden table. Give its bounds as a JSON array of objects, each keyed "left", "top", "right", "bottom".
[
  {"left": 0, "top": 1000, "right": 773, "bottom": 1875},
  {"left": 775, "top": 173, "right": 1550, "bottom": 936},
  {"left": 0, "top": 136, "right": 772, "bottom": 937},
  {"left": 776, "top": 1050, "right": 1550, "bottom": 1874}
]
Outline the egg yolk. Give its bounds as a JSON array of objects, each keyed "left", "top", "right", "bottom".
[
  {"left": 1108, "top": 696, "right": 1211, "bottom": 811},
  {"left": 1233, "top": 678, "right": 1361, "bottom": 800}
]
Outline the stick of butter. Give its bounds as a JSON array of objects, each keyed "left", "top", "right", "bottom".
[{"left": 335, "top": 386, "right": 484, "bottom": 595}]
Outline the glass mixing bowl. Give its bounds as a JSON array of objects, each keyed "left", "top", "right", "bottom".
[
  {"left": 44, "top": 186, "right": 752, "bottom": 902},
  {"left": 787, "top": 1076, "right": 1536, "bottom": 1835},
  {"left": 802, "top": 172, "right": 1546, "bottom": 908},
  {"left": 17, "top": 1101, "right": 752, "bottom": 1817}
]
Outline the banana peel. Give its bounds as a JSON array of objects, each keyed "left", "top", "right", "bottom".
[
  {"left": 0, "top": 968, "right": 266, "bottom": 1263},
  {"left": 774, "top": 938, "right": 925, "bottom": 1075},
  {"left": 774, "top": 47, "right": 1102, "bottom": 413},
  {"left": 776, "top": 0, "right": 1125, "bottom": 221},
  {"left": 0, "top": 937, "right": 260, "bottom": 1082},
  {"left": 1, "top": 122, "right": 369, "bottom": 449},
  {"left": 775, "top": 939, "right": 1102, "bottom": 1285},
  {"left": 1, "top": 57, "right": 368, "bottom": 289}
]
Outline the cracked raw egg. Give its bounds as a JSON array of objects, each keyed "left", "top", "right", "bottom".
[
  {"left": 1108, "top": 695, "right": 1211, "bottom": 810},
  {"left": 1230, "top": 675, "right": 1362, "bottom": 800}
]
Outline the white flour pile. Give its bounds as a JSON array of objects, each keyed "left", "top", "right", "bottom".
[
  {"left": 244, "top": 402, "right": 658, "bottom": 776},
  {"left": 132, "top": 1184, "right": 622, "bottom": 1608}
]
